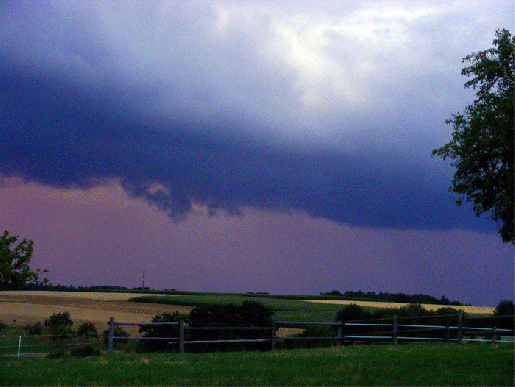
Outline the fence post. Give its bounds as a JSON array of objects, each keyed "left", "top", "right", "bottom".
[
  {"left": 17, "top": 336, "right": 22, "bottom": 358},
  {"left": 107, "top": 317, "right": 115, "bottom": 353},
  {"left": 392, "top": 315, "right": 398, "bottom": 345},
  {"left": 457, "top": 310, "right": 463, "bottom": 345},
  {"left": 336, "top": 320, "right": 343, "bottom": 346},
  {"left": 271, "top": 322, "right": 276, "bottom": 351},
  {"left": 492, "top": 326, "right": 497, "bottom": 345},
  {"left": 179, "top": 319, "right": 185, "bottom": 354},
  {"left": 445, "top": 323, "right": 450, "bottom": 343}
]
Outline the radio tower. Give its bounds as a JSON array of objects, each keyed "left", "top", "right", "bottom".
[{"left": 142, "top": 270, "right": 145, "bottom": 290}]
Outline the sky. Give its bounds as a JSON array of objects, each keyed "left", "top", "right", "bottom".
[{"left": 0, "top": 0, "right": 513, "bottom": 306}]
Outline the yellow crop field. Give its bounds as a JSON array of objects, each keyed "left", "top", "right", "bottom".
[
  {"left": 305, "top": 299, "right": 495, "bottom": 314},
  {"left": 0, "top": 291, "right": 190, "bottom": 334}
]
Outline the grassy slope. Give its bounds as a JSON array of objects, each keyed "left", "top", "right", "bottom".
[{"left": 1, "top": 344, "right": 513, "bottom": 386}]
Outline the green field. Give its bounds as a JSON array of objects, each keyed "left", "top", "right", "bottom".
[
  {"left": 129, "top": 294, "right": 347, "bottom": 321},
  {"left": 1, "top": 344, "right": 513, "bottom": 386}
]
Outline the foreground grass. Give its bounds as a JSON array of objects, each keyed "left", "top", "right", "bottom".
[
  {"left": 1, "top": 344, "right": 513, "bottom": 386},
  {"left": 129, "top": 294, "right": 346, "bottom": 321}
]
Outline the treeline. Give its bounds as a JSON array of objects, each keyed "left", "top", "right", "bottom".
[
  {"left": 3, "top": 283, "right": 178, "bottom": 293},
  {"left": 320, "top": 290, "right": 465, "bottom": 306}
]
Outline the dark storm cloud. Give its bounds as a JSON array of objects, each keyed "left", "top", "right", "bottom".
[
  {"left": 0, "top": 62, "right": 492, "bottom": 232},
  {"left": 1, "top": 0, "right": 512, "bottom": 232}
]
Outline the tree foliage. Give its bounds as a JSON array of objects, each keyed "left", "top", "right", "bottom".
[
  {"left": 494, "top": 299, "right": 514, "bottom": 316},
  {"left": 188, "top": 301, "right": 274, "bottom": 352},
  {"left": 139, "top": 312, "right": 184, "bottom": 352},
  {"left": 432, "top": 29, "right": 514, "bottom": 244},
  {"left": 0, "top": 230, "right": 48, "bottom": 288},
  {"left": 76, "top": 322, "right": 98, "bottom": 339}
]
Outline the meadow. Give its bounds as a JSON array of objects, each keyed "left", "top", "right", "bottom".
[
  {"left": 1, "top": 291, "right": 512, "bottom": 386},
  {"left": 1, "top": 344, "right": 513, "bottom": 386}
]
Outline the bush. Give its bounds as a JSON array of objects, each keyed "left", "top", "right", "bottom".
[
  {"left": 24, "top": 322, "right": 43, "bottom": 335},
  {"left": 188, "top": 301, "right": 274, "bottom": 352},
  {"left": 44, "top": 312, "right": 74, "bottom": 342},
  {"left": 0, "top": 322, "right": 7, "bottom": 335},
  {"left": 281, "top": 325, "right": 336, "bottom": 349},
  {"left": 77, "top": 322, "right": 98, "bottom": 339},
  {"left": 335, "top": 304, "right": 372, "bottom": 322},
  {"left": 139, "top": 312, "right": 184, "bottom": 352},
  {"left": 46, "top": 349, "right": 67, "bottom": 358},
  {"left": 103, "top": 325, "right": 129, "bottom": 349},
  {"left": 44, "top": 312, "right": 73, "bottom": 330}
]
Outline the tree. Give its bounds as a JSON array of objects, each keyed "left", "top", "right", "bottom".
[
  {"left": 432, "top": 29, "right": 514, "bottom": 244},
  {"left": 494, "top": 299, "right": 514, "bottom": 316},
  {"left": 0, "top": 230, "right": 48, "bottom": 288},
  {"left": 139, "top": 312, "right": 184, "bottom": 352}
]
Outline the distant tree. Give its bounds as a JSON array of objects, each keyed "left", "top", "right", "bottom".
[
  {"left": 432, "top": 29, "right": 514, "bottom": 244},
  {"left": 0, "top": 230, "right": 48, "bottom": 288},
  {"left": 494, "top": 300, "right": 514, "bottom": 316}
]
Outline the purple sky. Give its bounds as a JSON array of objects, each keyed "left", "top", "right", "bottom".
[{"left": 1, "top": 1, "right": 513, "bottom": 306}]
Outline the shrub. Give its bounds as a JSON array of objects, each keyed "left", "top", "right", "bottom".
[
  {"left": 139, "top": 312, "right": 184, "bottom": 352},
  {"left": 103, "top": 325, "right": 129, "bottom": 349},
  {"left": 77, "top": 322, "right": 98, "bottom": 339},
  {"left": 0, "top": 322, "right": 8, "bottom": 335},
  {"left": 335, "top": 304, "right": 371, "bottom": 322},
  {"left": 44, "top": 312, "right": 74, "bottom": 342},
  {"left": 24, "top": 322, "right": 43, "bottom": 335},
  {"left": 44, "top": 312, "right": 73, "bottom": 330},
  {"left": 46, "top": 349, "right": 67, "bottom": 358},
  {"left": 188, "top": 301, "right": 274, "bottom": 352},
  {"left": 281, "top": 325, "right": 336, "bottom": 349}
]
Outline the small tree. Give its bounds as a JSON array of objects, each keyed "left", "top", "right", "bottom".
[
  {"left": 0, "top": 230, "right": 48, "bottom": 288},
  {"left": 494, "top": 300, "right": 514, "bottom": 316}
]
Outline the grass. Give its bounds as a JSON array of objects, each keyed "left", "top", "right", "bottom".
[
  {"left": 129, "top": 294, "right": 347, "bottom": 322},
  {"left": 1, "top": 344, "right": 513, "bottom": 386},
  {"left": 0, "top": 326, "right": 105, "bottom": 357}
]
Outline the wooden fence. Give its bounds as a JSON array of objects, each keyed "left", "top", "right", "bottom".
[{"left": 107, "top": 311, "right": 514, "bottom": 353}]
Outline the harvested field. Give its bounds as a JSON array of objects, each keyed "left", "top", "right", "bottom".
[
  {"left": 305, "top": 299, "right": 495, "bottom": 314},
  {"left": 0, "top": 291, "right": 192, "bottom": 334}
]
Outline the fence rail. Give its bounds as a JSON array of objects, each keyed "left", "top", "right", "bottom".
[{"left": 107, "top": 312, "right": 514, "bottom": 353}]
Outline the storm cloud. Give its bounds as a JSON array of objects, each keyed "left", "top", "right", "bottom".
[{"left": 1, "top": 0, "right": 512, "bottom": 232}]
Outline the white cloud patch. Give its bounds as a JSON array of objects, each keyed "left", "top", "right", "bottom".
[{"left": 1, "top": 0, "right": 513, "bottom": 150}]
